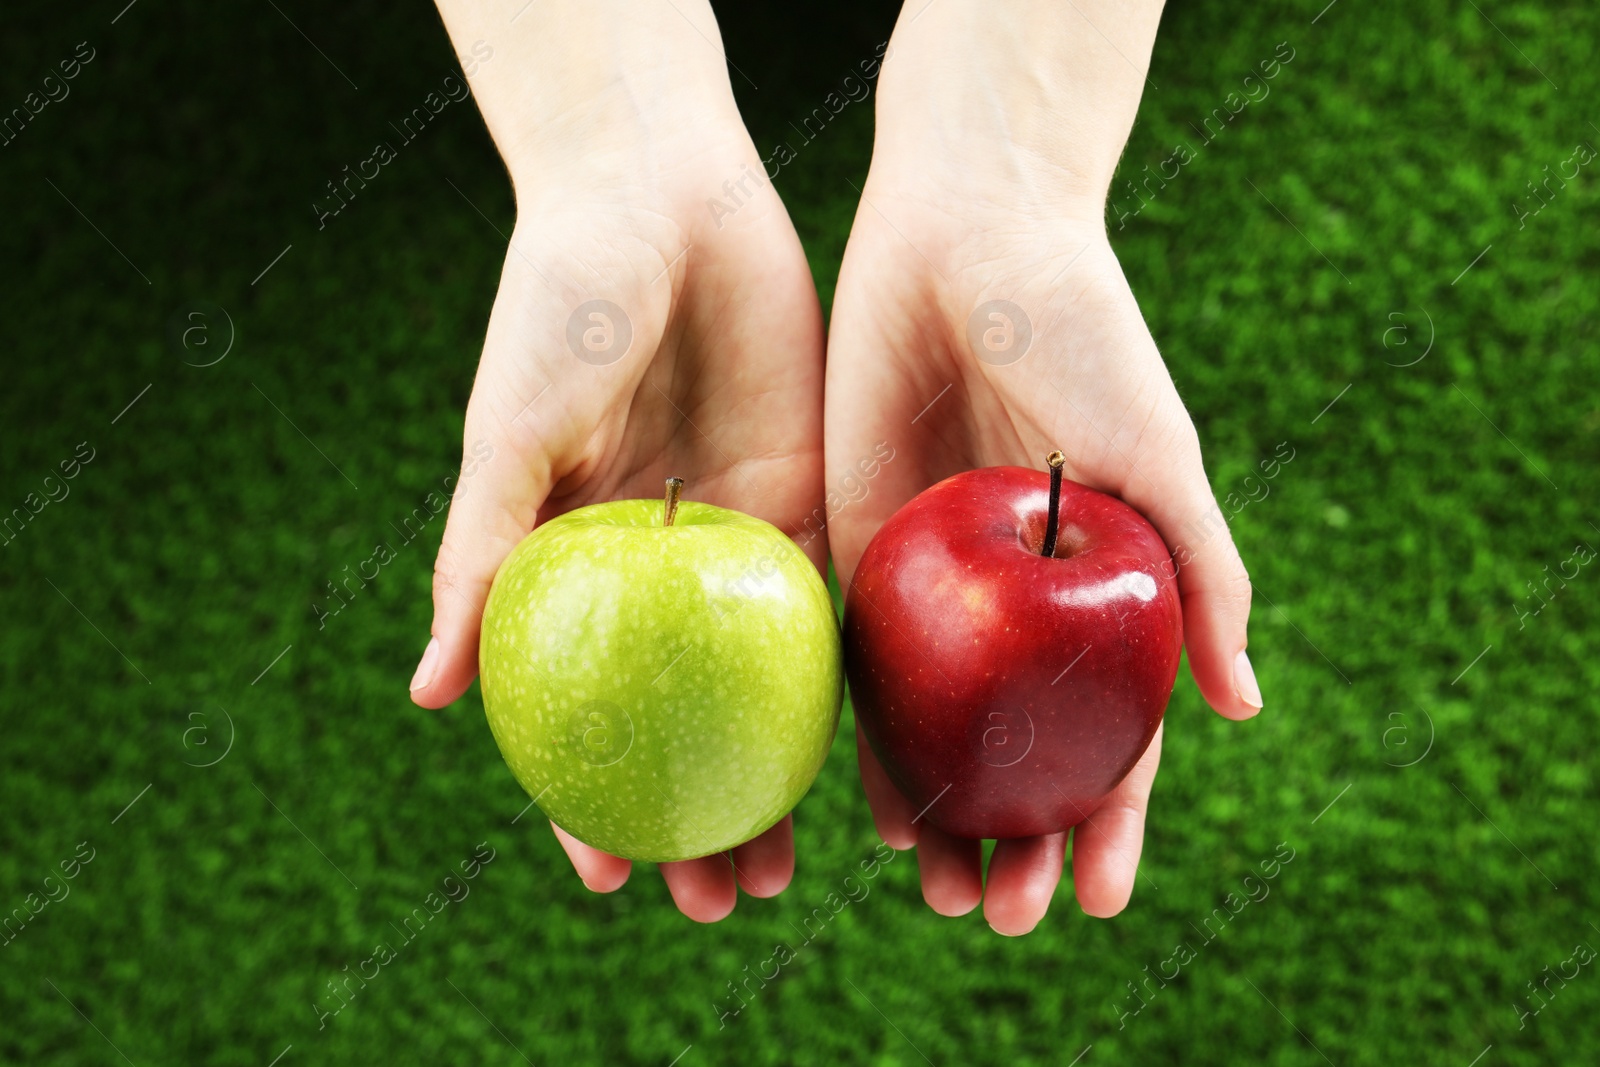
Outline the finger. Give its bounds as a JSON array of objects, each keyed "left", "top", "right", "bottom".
[
  {"left": 408, "top": 393, "right": 555, "bottom": 708},
  {"left": 730, "top": 815, "right": 795, "bottom": 899},
  {"left": 982, "top": 833, "right": 1068, "bottom": 936},
  {"left": 407, "top": 237, "right": 569, "bottom": 711},
  {"left": 822, "top": 218, "right": 956, "bottom": 586},
  {"left": 551, "top": 823, "right": 632, "bottom": 893},
  {"left": 659, "top": 855, "right": 739, "bottom": 923},
  {"left": 916, "top": 824, "right": 984, "bottom": 917},
  {"left": 1072, "top": 723, "right": 1163, "bottom": 918},
  {"left": 855, "top": 721, "right": 920, "bottom": 850},
  {"left": 1123, "top": 417, "right": 1260, "bottom": 720},
  {"left": 409, "top": 422, "right": 550, "bottom": 709}
]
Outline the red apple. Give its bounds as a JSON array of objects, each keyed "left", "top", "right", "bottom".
[{"left": 843, "top": 456, "right": 1183, "bottom": 840}]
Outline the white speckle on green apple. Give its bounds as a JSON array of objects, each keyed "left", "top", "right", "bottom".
[{"left": 479, "top": 480, "right": 842, "bottom": 863}]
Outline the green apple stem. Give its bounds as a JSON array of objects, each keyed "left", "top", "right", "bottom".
[
  {"left": 663, "top": 477, "right": 684, "bottom": 528},
  {"left": 1041, "top": 451, "right": 1065, "bottom": 557}
]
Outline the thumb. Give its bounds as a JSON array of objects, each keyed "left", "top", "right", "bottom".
[
  {"left": 1122, "top": 421, "right": 1260, "bottom": 721},
  {"left": 409, "top": 432, "right": 550, "bottom": 709}
]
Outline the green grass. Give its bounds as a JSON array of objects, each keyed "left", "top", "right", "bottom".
[{"left": 2, "top": 1, "right": 1598, "bottom": 1064}]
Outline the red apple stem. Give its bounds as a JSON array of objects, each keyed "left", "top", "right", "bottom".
[
  {"left": 663, "top": 477, "right": 684, "bottom": 527},
  {"left": 1041, "top": 451, "right": 1065, "bottom": 557}
]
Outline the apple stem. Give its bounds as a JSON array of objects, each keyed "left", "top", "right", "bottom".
[
  {"left": 663, "top": 477, "right": 684, "bottom": 528},
  {"left": 1041, "top": 451, "right": 1065, "bottom": 557}
]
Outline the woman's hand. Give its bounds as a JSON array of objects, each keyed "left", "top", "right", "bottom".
[
  {"left": 825, "top": 0, "right": 1260, "bottom": 934},
  {"left": 415, "top": 0, "right": 826, "bottom": 921}
]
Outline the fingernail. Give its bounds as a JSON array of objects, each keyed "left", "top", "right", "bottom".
[
  {"left": 988, "top": 922, "right": 1029, "bottom": 937},
  {"left": 410, "top": 636, "right": 441, "bottom": 692},
  {"left": 1234, "top": 649, "right": 1263, "bottom": 710}
]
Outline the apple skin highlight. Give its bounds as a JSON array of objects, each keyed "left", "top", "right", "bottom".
[{"left": 843, "top": 466, "right": 1183, "bottom": 840}]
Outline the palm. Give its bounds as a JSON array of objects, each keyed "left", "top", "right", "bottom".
[
  {"left": 468, "top": 180, "right": 825, "bottom": 561},
  {"left": 418, "top": 138, "right": 826, "bottom": 920},
  {"left": 826, "top": 210, "right": 1186, "bottom": 573},
  {"left": 826, "top": 179, "right": 1253, "bottom": 931}
]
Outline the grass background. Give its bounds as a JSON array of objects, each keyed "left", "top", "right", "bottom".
[{"left": 2, "top": 0, "right": 1597, "bottom": 1064}]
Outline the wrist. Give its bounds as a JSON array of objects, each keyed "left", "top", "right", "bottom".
[
  {"left": 437, "top": 0, "right": 745, "bottom": 201},
  {"left": 870, "top": 0, "right": 1165, "bottom": 212}
]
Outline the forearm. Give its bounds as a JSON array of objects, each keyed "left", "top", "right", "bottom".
[
  {"left": 431, "top": 0, "right": 742, "bottom": 193},
  {"left": 875, "top": 0, "right": 1166, "bottom": 208}
]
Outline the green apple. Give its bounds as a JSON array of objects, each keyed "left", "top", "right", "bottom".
[{"left": 479, "top": 482, "right": 842, "bottom": 863}]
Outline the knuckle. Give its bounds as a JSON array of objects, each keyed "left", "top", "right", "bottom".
[
  {"left": 431, "top": 539, "right": 469, "bottom": 603},
  {"left": 1214, "top": 564, "right": 1255, "bottom": 618}
]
